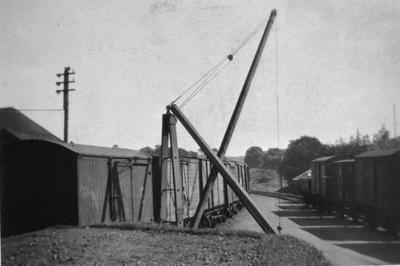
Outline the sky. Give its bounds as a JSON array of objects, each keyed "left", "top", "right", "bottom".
[{"left": 1, "top": 0, "right": 399, "bottom": 156}]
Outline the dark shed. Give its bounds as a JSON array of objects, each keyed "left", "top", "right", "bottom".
[
  {"left": 1, "top": 139, "right": 153, "bottom": 237},
  {"left": 0, "top": 107, "right": 61, "bottom": 146}
]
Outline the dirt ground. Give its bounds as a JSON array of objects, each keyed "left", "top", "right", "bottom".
[{"left": 1, "top": 225, "right": 329, "bottom": 265}]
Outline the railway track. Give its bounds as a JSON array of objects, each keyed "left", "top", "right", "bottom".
[{"left": 250, "top": 191, "right": 303, "bottom": 203}]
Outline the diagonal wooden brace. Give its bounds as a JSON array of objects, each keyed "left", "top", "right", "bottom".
[{"left": 169, "top": 104, "right": 275, "bottom": 233}]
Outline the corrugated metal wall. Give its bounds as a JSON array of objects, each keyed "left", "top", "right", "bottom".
[
  {"left": 77, "top": 156, "right": 153, "bottom": 226},
  {"left": 77, "top": 156, "right": 108, "bottom": 225}
]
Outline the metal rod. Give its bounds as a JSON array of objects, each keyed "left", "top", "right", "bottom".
[
  {"left": 168, "top": 103, "right": 275, "bottom": 233},
  {"left": 191, "top": 9, "right": 277, "bottom": 228}
]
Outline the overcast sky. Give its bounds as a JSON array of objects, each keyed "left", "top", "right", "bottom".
[{"left": 1, "top": 0, "right": 399, "bottom": 156}]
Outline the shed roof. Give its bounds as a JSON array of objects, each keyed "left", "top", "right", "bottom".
[
  {"left": 312, "top": 156, "right": 336, "bottom": 162},
  {"left": 0, "top": 107, "right": 61, "bottom": 143},
  {"left": 356, "top": 148, "right": 400, "bottom": 158},
  {"left": 292, "top": 169, "right": 311, "bottom": 181},
  {"left": 58, "top": 142, "right": 150, "bottom": 159}
]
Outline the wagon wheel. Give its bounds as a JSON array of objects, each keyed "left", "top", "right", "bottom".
[
  {"left": 384, "top": 215, "right": 398, "bottom": 234},
  {"left": 366, "top": 214, "right": 377, "bottom": 229},
  {"left": 385, "top": 222, "right": 398, "bottom": 234}
]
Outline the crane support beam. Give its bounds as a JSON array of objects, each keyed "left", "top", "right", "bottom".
[
  {"left": 168, "top": 115, "right": 185, "bottom": 227},
  {"left": 168, "top": 103, "right": 275, "bottom": 233},
  {"left": 191, "top": 9, "right": 277, "bottom": 229},
  {"left": 159, "top": 113, "right": 184, "bottom": 226}
]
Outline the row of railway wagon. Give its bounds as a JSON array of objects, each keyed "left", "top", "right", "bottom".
[
  {"left": 300, "top": 148, "right": 400, "bottom": 234},
  {"left": 1, "top": 139, "right": 249, "bottom": 236}
]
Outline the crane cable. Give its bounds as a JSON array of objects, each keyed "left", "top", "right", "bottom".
[
  {"left": 171, "top": 16, "right": 268, "bottom": 107},
  {"left": 172, "top": 57, "right": 227, "bottom": 104},
  {"left": 179, "top": 60, "right": 230, "bottom": 108},
  {"left": 274, "top": 16, "right": 283, "bottom": 235}
]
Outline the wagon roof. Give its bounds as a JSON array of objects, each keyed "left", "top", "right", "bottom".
[
  {"left": 0, "top": 107, "right": 61, "bottom": 143},
  {"left": 356, "top": 148, "right": 400, "bottom": 158},
  {"left": 60, "top": 142, "right": 150, "bottom": 159},
  {"left": 334, "top": 159, "right": 355, "bottom": 163},
  {"left": 312, "top": 155, "right": 336, "bottom": 162}
]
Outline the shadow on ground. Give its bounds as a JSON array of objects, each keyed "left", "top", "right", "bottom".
[
  {"left": 277, "top": 202, "right": 400, "bottom": 264},
  {"left": 336, "top": 243, "right": 400, "bottom": 264},
  {"left": 301, "top": 227, "right": 398, "bottom": 242}
]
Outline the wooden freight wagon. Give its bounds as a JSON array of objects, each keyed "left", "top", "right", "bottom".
[
  {"left": 354, "top": 148, "right": 400, "bottom": 231},
  {"left": 1, "top": 139, "right": 153, "bottom": 237},
  {"left": 154, "top": 156, "right": 249, "bottom": 227},
  {"left": 310, "top": 156, "right": 337, "bottom": 210},
  {"left": 332, "top": 159, "right": 355, "bottom": 216}
]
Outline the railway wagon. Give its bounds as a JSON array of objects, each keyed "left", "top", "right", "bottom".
[
  {"left": 292, "top": 170, "right": 312, "bottom": 205},
  {"left": 310, "top": 156, "right": 337, "bottom": 210},
  {"left": 154, "top": 157, "right": 249, "bottom": 227},
  {"left": 354, "top": 148, "right": 400, "bottom": 231},
  {"left": 1, "top": 139, "right": 249, "bottom": 236},
  {"left": 331, "top": 159, "right": 355, "bottom": 216}
]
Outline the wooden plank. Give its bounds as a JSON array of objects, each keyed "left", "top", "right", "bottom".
[{"left": 138, "top": 163, "right": 150, "bottom": 221}]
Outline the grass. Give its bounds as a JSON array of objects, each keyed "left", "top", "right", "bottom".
[
  {"left": 91, "top": 222, "right": 265, "bottom": 239},
  {"left": 3, "top": 223, "right": 331, "bottom": 265},
  {"left": 90, "top": 222, "right": 331, "bottom": 265}
]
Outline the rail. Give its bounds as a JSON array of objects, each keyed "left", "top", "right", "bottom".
[{"left": 250, "top": 191, "right": 303, "bottom": 203}]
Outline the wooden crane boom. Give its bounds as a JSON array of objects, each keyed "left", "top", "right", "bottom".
[{"left": 191, "top": 9, "right": 277, "bottom": 229}]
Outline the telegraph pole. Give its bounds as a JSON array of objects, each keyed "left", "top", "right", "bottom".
[
  {"left": 56, "top": 67, "right": 75, "bottom": 142},
  {"left": 394, "top": 104, "right": 397, "bottom": 138}
]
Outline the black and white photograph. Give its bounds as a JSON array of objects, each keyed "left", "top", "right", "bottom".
[{"left": 1, "top": 0, "right": 400, "bottom": 265}]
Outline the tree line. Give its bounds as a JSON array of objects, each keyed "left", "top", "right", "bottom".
[
  {"left": 244, "top": 126, "right": 400, "bottom": 183},
  {"left": 139, "top": 145, "right": 199, "bottom": 157}
]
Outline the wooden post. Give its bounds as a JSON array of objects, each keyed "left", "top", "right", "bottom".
[
  {"left": 159, "top": 112, "right": 184, "bottom": 227},
  {"left": 160, "top": 113, "right": 170, "bottom": 221},
  {"left": 168, "top": 115, "right": 184, "bottom": 227}
]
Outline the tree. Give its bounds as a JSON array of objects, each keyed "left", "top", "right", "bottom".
[
  {"left": 373, "top": 125, "right": 391, "bottom": 149},
  {"left": 140, "top": 145, "right": 197, "bottom": 157},
  {"left": 140, "top": 146, "right": 155, "bottom": 156},
  {"left": 280, "top": 136, "right": 325, "bottom": 182},
  {"left": 262, "top": 148, "right": 282, "bottom": 170},
  {"left": 244, "top": 146, "right": 264, "bottom": 168}
]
